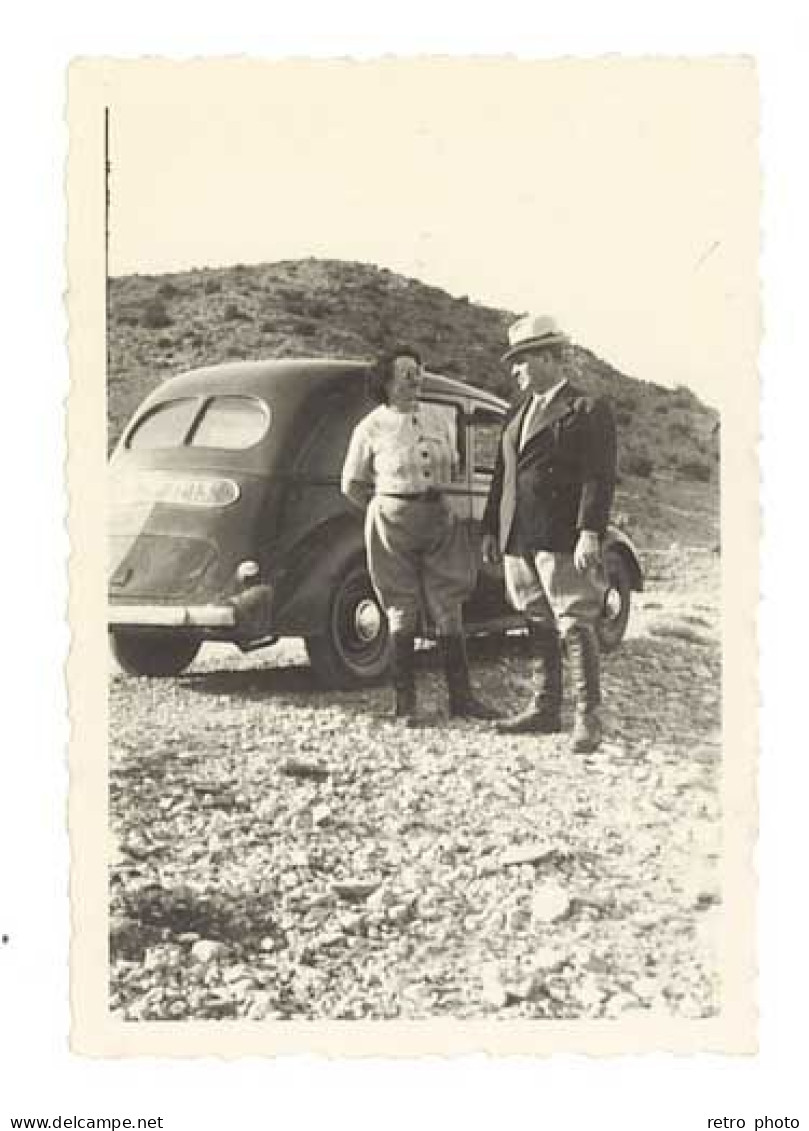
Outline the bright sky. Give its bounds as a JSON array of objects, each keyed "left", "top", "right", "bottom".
[{"left": 108, "top": 59, "right": 758, "bottom": 408}]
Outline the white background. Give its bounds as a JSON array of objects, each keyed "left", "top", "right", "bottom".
[
  {"left": 104, "top": 59, "right": 757, "bottom": 405},
  {"left": 1, "top": 2, "right": 807, "bottom": 1128}
]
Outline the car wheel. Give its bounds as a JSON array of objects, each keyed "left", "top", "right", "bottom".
[
  {"left": 110, "top": 630, "right": 202, "bottom": 677},
  {"left": 598, "top": 550, "right": 632, "bottom": 653},
  {"left": 305, "top": 560, "right": 391, "bottom": 688}
]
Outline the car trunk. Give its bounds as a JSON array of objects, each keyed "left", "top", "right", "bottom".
[{"left": 108, "top": 470, "right": 270, "bottom": 604}]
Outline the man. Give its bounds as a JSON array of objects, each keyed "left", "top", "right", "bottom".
[{"left": 481, "top": 314, "right": 617, "bottom": 753}]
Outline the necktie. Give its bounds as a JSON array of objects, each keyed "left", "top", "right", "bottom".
[{"left": 520, "top": 394, "right": 546, "bottom": 451}]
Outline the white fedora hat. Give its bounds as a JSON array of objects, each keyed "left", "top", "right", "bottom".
[{"left": 502, "top": 313, "right": 569, "bottom": 363}]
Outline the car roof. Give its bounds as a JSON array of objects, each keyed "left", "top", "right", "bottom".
[
  {"left": 145, "top": 358, "right": 509, "bottom": 413},
  {"left": 422, "top": 370, "right": 508, "bottom": 411}
]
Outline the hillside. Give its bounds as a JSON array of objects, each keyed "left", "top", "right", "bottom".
[{"left": 107, "top": 259, "right": 720, "bottom": 558}]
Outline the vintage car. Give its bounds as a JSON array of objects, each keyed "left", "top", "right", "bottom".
[{"left": 108, "top": 359, "right": 643, "bottom": 686}]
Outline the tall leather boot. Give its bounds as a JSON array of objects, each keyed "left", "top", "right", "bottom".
[
  {"left": 440, "top": 634, "right": 501, "bottom": 720},
  {"left": 566, "top": 624, "right": 603, "bottom": 753},
  {"left": 496, "top": 621, "right": 563, "bottom": 734},
  {"left": 391, "top": 633, "right": 417, "bottom": 722}
]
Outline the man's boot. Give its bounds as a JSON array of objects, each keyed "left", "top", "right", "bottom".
[
  {"left": 391, "top": 633, "right": 417, "bottom": 722},
  {"left": 440, "top": 634, "right": 501, "bottom": 720},
  {"left": 496, "top": 622, "right": 563, "bottom": 734},
  {"left": 566, "top": 624, "right": 603, "bottom": 754}
]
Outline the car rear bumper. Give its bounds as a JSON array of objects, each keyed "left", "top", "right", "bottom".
[
  {"left": 109, "top": 583, "right": 275, "bottom": 635},
  {"left": 109, "top": 603, "right": 237, "bottom": 629}
]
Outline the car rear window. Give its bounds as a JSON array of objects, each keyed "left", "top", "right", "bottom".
[
  {"left": 127, "top": 398, "right": 201, "bottom": 450},
  {"left": 127, "top": 395, "right": 269, "bottom": 451}
]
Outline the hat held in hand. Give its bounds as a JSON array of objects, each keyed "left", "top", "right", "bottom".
[{"left": 502, "top": 313, "right": 569, "bottom": 363}]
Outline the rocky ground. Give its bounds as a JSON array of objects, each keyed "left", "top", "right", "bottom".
[{"left": 108, "top": 545, "right": 721, "bottom": 1023}]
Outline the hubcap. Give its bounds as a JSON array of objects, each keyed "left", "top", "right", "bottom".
[
  {"left": 604, "top": 587, "right": 623, "bottom": 620},
  {"left": 354, "top": 598, "right": 383, "bottom": 643}
]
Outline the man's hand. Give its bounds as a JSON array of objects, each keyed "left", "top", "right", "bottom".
[
  {"left": 481, "top": 533, "right": 501, "bottom": 565},
  {"left": 574, "top": 530, "right": 600, "bottom": 573}
]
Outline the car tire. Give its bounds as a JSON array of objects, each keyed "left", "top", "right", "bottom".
[
  {"left": 598, "top": 549, "right": 632, "bottom": 653},
  {"left": 110, "top": 630, "right": 202, "bottom": 677},
  {"left": 305, "top": 560, "right": 391, "bottom": 688}
]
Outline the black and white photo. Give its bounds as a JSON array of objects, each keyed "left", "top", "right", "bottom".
[{"left": 67, "top": 56, "right": 758, "bottom": 1054}]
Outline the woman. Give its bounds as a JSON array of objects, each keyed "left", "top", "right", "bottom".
[{"left": 341, "top": 345, "right": 499, "bottom": 724}]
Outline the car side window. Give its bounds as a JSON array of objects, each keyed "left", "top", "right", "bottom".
[
  {"left": 298, "top": 393, "right": 371, "bottom": 478},
  {"left": 472, "top": 409, "right": 504, "bottom": 473},
  {"left": 189, "top": 396, "right": 270, "bottom": 450}
]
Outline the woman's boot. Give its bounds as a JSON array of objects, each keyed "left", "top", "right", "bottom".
[
  {"left": 440, "top": 634, "right": 501, "bottom": 720},
  {"left": 391, "top": 633, "right": 417, "bottom": 722}
]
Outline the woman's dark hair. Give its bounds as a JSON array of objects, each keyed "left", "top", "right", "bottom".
[{"left": 369, "top": 344, "right": 423, "bottom": 404}]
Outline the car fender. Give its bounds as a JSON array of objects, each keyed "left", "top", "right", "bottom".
[
  {"left": 603, "top": 525, "right": 644, "bottom": 591},
  {"left": 271, "top": 515, "right": 368, "bottom": 635}
]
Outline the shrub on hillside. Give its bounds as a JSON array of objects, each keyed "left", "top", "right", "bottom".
[
  {"left": 203, "top": 278, "right": 222, "bottom": 295},
  {"left": 678, "top": 458, "right": 712, "bottom": 483},
  {"left": 624, "top": 450, "right": 655, "bottom": 478},
  {"left": 668, "top": 416, "right": 695, "bottom": 441},
  {"left": 117, "top": 309, "right": 141, "bottom": 328},
  {"left": 278, "top": 290, "right": 333, "bottom": 319},
  {"left": 141, "top": 299, "right": 172, "bottom": 330},
  {"left": 157, "top": 281, "right": 185, "bottom": 300},
  {"left": 303, "top": 297, "right": 334, "bottom": 319},
  {"left": 224, "top": 302, "right": 248, "bottom": 322},
  {"left": 672, "top": 385, "right": 698, "bottom": 410},
  {"left": 281, "top": 291, "right": 306, "bottom": 316}
]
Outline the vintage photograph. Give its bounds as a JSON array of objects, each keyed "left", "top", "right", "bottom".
[{"left": 68, "top": 57, "right": 758, "bottom": 1053}]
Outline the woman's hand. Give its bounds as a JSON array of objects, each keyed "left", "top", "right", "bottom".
[{"left": 343, "top": 479, "right": 373, "bottom": 511}]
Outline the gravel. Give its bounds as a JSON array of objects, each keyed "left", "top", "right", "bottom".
[{"left": 108, "top": 552, "right": 721, "bottom": 1021}]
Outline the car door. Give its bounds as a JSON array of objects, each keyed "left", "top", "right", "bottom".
[
  {"left": 420, "top": 395, "right": 472, "bottom": 524},
  {"left": 466, "top": 402, "right": 512, "bottom": 618}
]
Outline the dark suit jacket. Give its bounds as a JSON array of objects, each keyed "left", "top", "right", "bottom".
[{"left": 481, "top": 381, "right": 617, "bottom": 554}]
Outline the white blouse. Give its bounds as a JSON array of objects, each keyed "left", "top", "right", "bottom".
[{"left": 341, "top": 402, "right": 459, "bottom": 495}]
